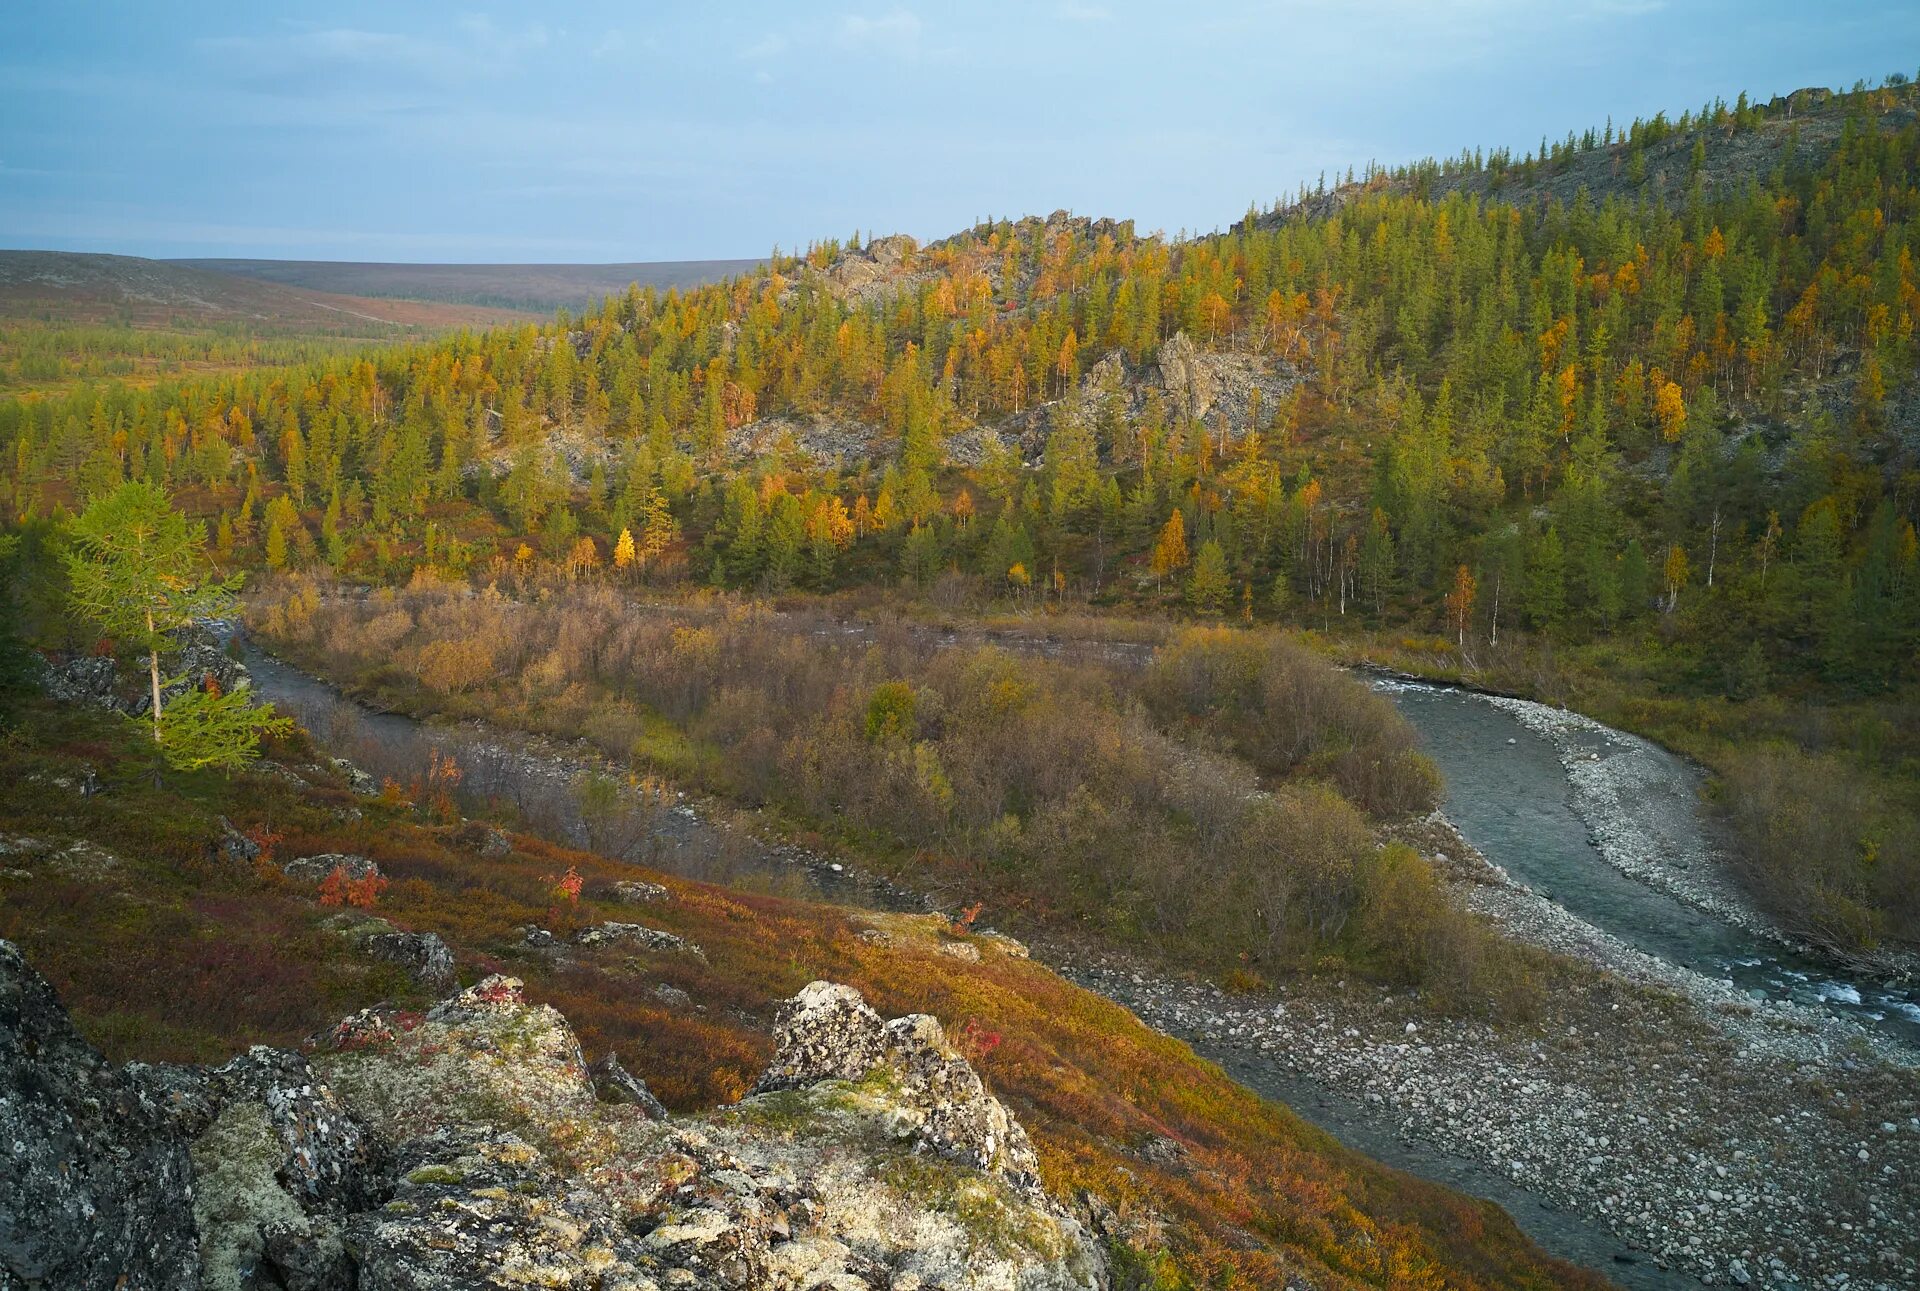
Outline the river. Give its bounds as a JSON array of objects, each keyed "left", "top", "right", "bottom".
[{"left": 1373, "top": 675, "right": 1920, "bottom": 1048}]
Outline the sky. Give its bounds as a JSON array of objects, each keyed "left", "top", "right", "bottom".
[{"left": 1, "top": 1, "right": 1915, "bottom": 264}]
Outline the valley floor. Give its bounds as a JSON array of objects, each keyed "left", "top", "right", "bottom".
[{"left": 230, "top": 633, "right": 1920, "bottom": 1289}]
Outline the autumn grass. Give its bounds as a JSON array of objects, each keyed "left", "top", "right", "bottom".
[{"left": 0, "top": 696, "right": 1604, "bottom": 1288}]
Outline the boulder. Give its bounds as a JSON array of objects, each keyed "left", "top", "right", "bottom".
[
  {"left": 328, "top": 758, "right": 379, "bottom": 796},
  {"left": 571, "top": 921, "right": 699, "bottom": 955},
  {"left": 216, "top": 817, "right": 261, "bottom": 864},
  {"left": 608, "top": 878, "right": 670, "bottom": 904},
  {"left": 363, "top": 931, "right": 455, "bottom": 989},
  {"left": 283, "top": 853, "right": 382, "bottom": 884},
  {"left": 652, "top": 983, "right": 694, "bottom": 1010},
  {"left": 752, "top": 981, "right": 1044, "bottom": 1191},
  {"left": 0, "top": 939, "right": 200, "bottom": 1289}
]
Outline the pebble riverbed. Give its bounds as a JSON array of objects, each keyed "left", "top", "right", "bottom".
[{"left": 1059, "top": 817, "right": 1919, "bottom": 1290}]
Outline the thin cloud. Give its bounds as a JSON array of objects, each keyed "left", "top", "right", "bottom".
[
  {"left": 196, "top": 19, "right": 549, "bottom": 93},
  {"left": 740, "top": 32, "right": 789, "bottom": 60},
  {"left": 837, "top": 9, "right": 923, "bottom": 56}
]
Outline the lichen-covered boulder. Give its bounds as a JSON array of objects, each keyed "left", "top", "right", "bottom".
[
  {"left": 572, "top": 921, "right": 699, "bottom": 955},
  {"left": 329, "top": 757, "right": 379, "bottom": 796},
  {"left": 322, "top": 976, "right": 598, "bottom": 1143},
  {"left": 208, "top": 1047, "right": 379, "bottom": 1211},
  {"left": 608, "top": 878, "right": 669, "bottom": 904},
  {"left": 754, "top": 980, "right": 1044, "bottom": 1191},
  {"left": 215, "top": 817, "right": 262, "bottom": 865},
  {"left": 0, "top": 939, "right": 200, "bottom": 1290},
  {"left": 190, "top": 1045, "right": 380, "bottom": 1290},
  {"left": 282, "top": 853, "right": 381, "bottom": 883}
]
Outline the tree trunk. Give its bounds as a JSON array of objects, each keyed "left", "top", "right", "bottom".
[{"left": 146, "top": 610, "right": 162, "bottom": 744}]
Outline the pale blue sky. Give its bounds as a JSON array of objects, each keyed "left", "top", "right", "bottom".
[{"left": 1, "top": 2, "right": 1914, "bottom": 262}]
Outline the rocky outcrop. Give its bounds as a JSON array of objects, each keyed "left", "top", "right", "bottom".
[
  {"left": 38, "top": 630, "right": 251, "bottom": 719},
  {"left": 727, "top": 411, "right": 880, "bottom": 464},
  {"left": 3, "top": 951, "right": 1104, "bottom": 1291},
  {"left": 322, "top": 975, "right": 1106, "bottom": 1289},
  {"left": 589, "top": 1052, "right": 670, "bottom": 1120},
  {"left": 0, "top": 940, "right": 200, "bottom": 1290},
  {"left": 37, "top": 652, "right": 120, "bottom": 710},
  {"left": 998, "top": 331, "right": 1296, "bottom": 462},
  {"left": 821, "top": 233, "right": 923, "bottom": 305},
  {"left": 754, "top": 980, "right": 1045, "bottom": 1191}
]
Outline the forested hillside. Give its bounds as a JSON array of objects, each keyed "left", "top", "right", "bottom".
[{"left": 5, "top": 77, "right": 1919, "bottom": 947}]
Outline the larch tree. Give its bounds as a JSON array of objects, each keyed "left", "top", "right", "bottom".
[
  {"left": 1446, "top": 564, "right": 1477, "bottom": 647},
  {"left": 1663, "top": 543, "right": 1691, "bottom": 613},
  {"left": 1655, "top": 380, "right": 1688, "bottom": 443},
  {"left": 1150, "top": 510, "right": 1190, "bottom": 588},
  {"left": 63, "top": 482, "right": 289, "bottom": 770},
  {"left": 1187, "top": 539, "right": 1231, "bottom": 614}
]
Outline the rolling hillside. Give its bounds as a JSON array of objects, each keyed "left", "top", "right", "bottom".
[
  {"left": 0, "top": 251, "right": 537, "bottom": 332},
  {"left": 175, "top": 256, "right": 764, "bottom": 313}
]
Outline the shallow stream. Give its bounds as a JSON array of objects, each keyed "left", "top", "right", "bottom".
[{"left": 1374, "top": 676, "right": 1919, "bottom": 1047}]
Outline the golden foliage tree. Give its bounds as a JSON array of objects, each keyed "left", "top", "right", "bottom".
[{"left": 1150, "top": 510, "right": 1189, "bottom": 588}]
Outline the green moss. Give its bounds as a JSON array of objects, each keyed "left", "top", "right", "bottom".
[
  {"left": 877, "top": 1153, "right": 1063, "bottom": 1261},
  {"left": 405, "top": 1164, "right": 464, "bottom": 1186},
  {"left": 716, "top": 1088, "right": 817, "bottom": 1134}
]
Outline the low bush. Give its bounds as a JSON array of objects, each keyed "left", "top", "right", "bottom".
[
  {"left": 250, "top": 577, "right": 1513, "bottom": 994},
  {"left": 1716, "top": 745, "right": 1920, "bottom": 952}
]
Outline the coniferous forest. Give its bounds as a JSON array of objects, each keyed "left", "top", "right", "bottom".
[{"left": 8, "top": 80, "right": 1917, "bottom": 953}]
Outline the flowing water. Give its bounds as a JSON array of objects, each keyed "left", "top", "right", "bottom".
[{"left": 1373, "top": 675, "right": 1920, "bottom": 1047}]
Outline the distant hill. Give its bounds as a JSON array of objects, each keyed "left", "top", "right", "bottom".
[
  {"left": 0, "top": 250, "right": 538, "bottom": 333},
  {"left": 171, "top": 257, "right": 764, "bottom": 313},
  {"left": 1241, "top": 83, "right": 1913, "bottom": 231}
]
